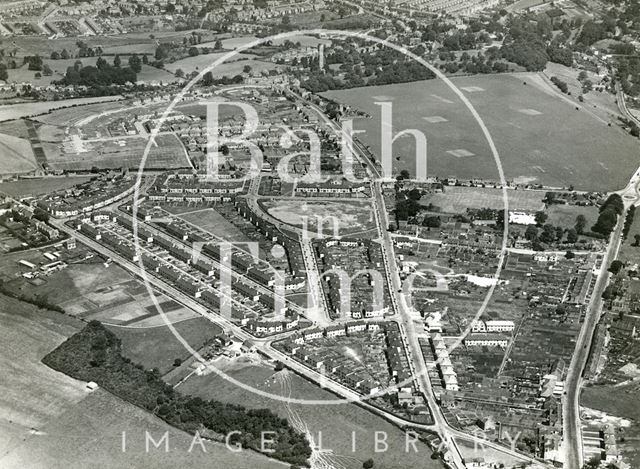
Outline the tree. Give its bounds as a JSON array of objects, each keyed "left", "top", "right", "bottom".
[
  {"left": 173, "top": 358, "right": 182, "bottom": 367},
  {"left": 214, "top": 39, "right": 223, "bottom": 50},
  {"left": 113, "top": 54, "right": 121, "bottom": 67},
  {"left": 243, "top": 64, "right": 252, "bottom": 74},
  {"left": 282, "top": 15, "right": 291, "bottom": 25},
  {"left": 525, "top": 225, "right": 539, "bottom": 241},
  {"left": 608, "top": 260, "right": 623, "bottom": 275},
  {"left": 0, "top": 63, "right": 8, "bottom": 81},
  {"left": 142, "top": 54, "right": 149, "bottom": 65},
  {"left": 397, "top": 169, "right": 411, "bottom": 181},
  {"left": 96, "top": 57, "right": 107, "bottom": 70},
  {"left": 540, "top": 223, "right": 556, "bottom": 243},
  {"left": 175, "top": 68, "right": 184, "bottom": 78},
  {"left": 33, "top": 207, "right": 49, "bottom": 222},
  {"left": 633, "top": 234, "right": 640, "bottom": 247},
  {"left": 50, "top": 51, "right": 60, "bottom": 60},
  {"left": 202, "top": 71, "right": 214, "bottom": 86},
  {"left": 363, "top": 459, "right": 374, "bottom": 469},
  {"left": 407, "top": 188, "right": 421, "bottom": 200},
  {"left": 25, "top": 55, "right": 43, "bottom": 71},
  {"left": 423, "top": 216, "right": 441, "bottom": 228},
  {"left": 575, "top": 214, "right": 587, "bottom": 234},
  {"left": 128, "top": 54, "right": 142, "bottom": 73},
  {"left": 592, "top": 208, "right": 618, "bottom": 237},
  {"left": 534, "top": 211, "right": 548, "bottom": 226},
  {"left": 155, "top": 44, "right": 169, "bottom": 61},
  {"left": 42, "top": 64, "right": 52, "bottom": 76},
  {"left": 188, "top": 46, "right": 199, "bottom": 57},
  {"left": 565, "top": 250, "right": 575, "bottom": 259},
  {"left": 567, "top": 228, "right": 578, "bottom": 243},
  {"left": 60, "top": 48, "right": 70, "bottom": 59}
]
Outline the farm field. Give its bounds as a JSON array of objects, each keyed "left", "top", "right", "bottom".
[
  {"left": 0, "top": 252, "right": 199, "bottom": 328},
  {"left": 178, "top": 366, "right": 444, "bottom": 469},
  {"left": 0, "top": 132, "right": 38, "bottom": 175},
  {"left": 6, "top": 64, "right": 60, "bottom": 85},
  {"left": 0, "top": 176, "right": 92, "bottom": 197},
  {"left": 163, "top": 51, "right": 259, "bottom": 74},
  {"left": 8, "top": 30, "right": 208, "bottom": 58},
  {"left": 209, "top": 34, "right": 330, "bottom": 51},
  {"left": 107, "top": 317, "right": 223, "bottom": 375},
  {"left": 262, "top": 199, "right": 378, "bottom": 237},
  {"left": 0, "top": 96, "right": 125, "bottom": 122},
  {"left": 322, "top": 74, "right": 640, "bottom": 191},
  {"left": 135, "top": 64, "right": 180, "bottom": 83},
  {"left": 0, "top": 295, "right": 87, "bottom": 458},
  {"left": 422, "top": 186, "right": 545, "bottom": 213},
  {"left": 0, "top": 388, "right": 287, "bottom": 469}
]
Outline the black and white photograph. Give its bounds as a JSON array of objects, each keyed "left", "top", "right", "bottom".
[{"left": 0, "top": 1, "right": 638, "bottom": 468}]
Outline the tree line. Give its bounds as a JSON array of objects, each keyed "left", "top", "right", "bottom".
[{"left": 43, "top": 321, "right": 312, "bottom": 466}]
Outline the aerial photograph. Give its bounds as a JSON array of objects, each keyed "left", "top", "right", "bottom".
[{"left": 0, "top": 0, "right": 639, "bottom": 469}]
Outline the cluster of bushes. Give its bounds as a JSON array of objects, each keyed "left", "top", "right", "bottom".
[
  {"left": 550, "top": 76, "right": 569, "bottom": 94},
  {"left": 56, "top": 57, "right": 137, "bottom": 87},
  {"left": 592, "top": 194, "right": 624, "bottom": 237},
  {"left": 43, "top": 321, "right": 311, "bottom": 466},
  {"left": 622, "top": 205, "right": 635, "bottom": 240}
]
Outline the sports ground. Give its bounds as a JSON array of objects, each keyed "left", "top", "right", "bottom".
[{"left": 323, "top": 74, "right": 640, "bottom": 191}]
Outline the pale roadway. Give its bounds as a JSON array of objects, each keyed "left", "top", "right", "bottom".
[
  {"left": 296, "top": 90, "right": 545, "bottom": 468},
  {"left": 50, "top": 218, "right": 445, "bottom": 431},
  {"left": 562, "top": 167, "right": 640, "bottom": 469}
]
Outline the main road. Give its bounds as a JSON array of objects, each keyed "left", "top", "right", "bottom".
[
  {"left": 562, "top": 169, "right": 640, "bottom": 469},
  {"left": 295, "top": 89, "right": 545, "bottom": 468}
]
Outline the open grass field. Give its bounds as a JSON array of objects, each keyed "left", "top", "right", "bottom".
[
  {"left": 262, "top": 199, "right": 378, "bottom": 237},
  {"left": 9, "top": 30, "right": 210, "bottom": 58},
  {"left": 422, "top": 186, "right": 545, "bottom": 213},
  {"left": 34, "top": 100, "right": 129, "bottom": 126},
  {"left": 0, "top": 96, "right": 125, "bottom": 122},
  {"left": 545, "top": 204, "right": 599, "bottom": 230},
  {"left": 177, "top": 207, "right": 252, "bottom": 242},
  {"left": 1, "top": 388, "right": 287, "bottom": 469},
  {"left": 0, "top": 132, "right": 38, "bottom": 175},
  {"left": 163, "top": 51, "right": 259, "bottom": 74},
  {"left": 0, "top": 175, "right": 92, "bottom": 197},
  {"left": 42, "top": 133, "right": 190, "bottom": 171},
  {"left": 178, "top": 366, "right": 444, "bottom": 469},
  {"left": 0, "top": 294, "right": 87, "bottom": 458},
  {"left": 7, "top": 64, "right": 60, "bottom": 86},
  {"left": 135, "top": 64, "right": 180, "bottom": 83},
  {"left": 107, "top": 317, "right": 222, "bottom": 375},
  {"left": 322, "top": 74, "right": 640, "bottom": 191}
]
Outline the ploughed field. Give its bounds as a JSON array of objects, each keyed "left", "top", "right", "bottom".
[{"left": 322, "top": 74, "right": 640, "bottom": 191}]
